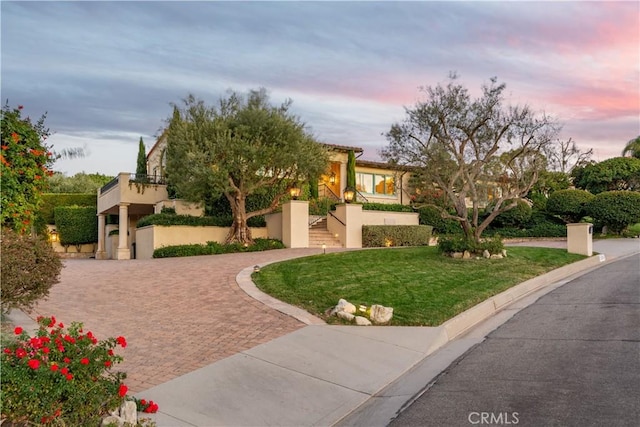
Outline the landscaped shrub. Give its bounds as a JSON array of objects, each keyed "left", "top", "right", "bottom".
[
  {"left": 309, "top": 198, "right": 338, "bottom": 216},
  {"left": 0, "top": 316, "right": 128, "bottom": 425},
  {"left": 484, "top": 211, "right": 566, "bottom": 238},
  {"left": 546, "top": 189, "right": 594, "bottom": 223},
  {"left": 586, "top": 190, "right": 640, "bottom": 234},
  {"left": 39, "top": 193, "right": 97, "bottom": 224},
  {"left": 0, "top": 228, "right": 63, "bottom": 313},
  {"left": 492, "top": 200, "right": 532, "bottom": 228},
  {"left": 418, "top": 205, "right": 463, "bottom": 234},
  {"left": 361, "top": 203, "right": 414, "bottom": 212},
  {"left": 54, "top": 205, "right": 98, "bottom": 250},
  {"left": 153, "top": 238, "right": 285, "bottom": 258},
  {"left": 362, "top": 225, "right": 433, "bottom": 247}
]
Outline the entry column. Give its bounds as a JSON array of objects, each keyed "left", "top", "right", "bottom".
[
  {"left": 95, "top": 213, "right": 108, "bottom": 259},
  {"left": 116, "top": 203, "right": 130, "bottom": 260}
]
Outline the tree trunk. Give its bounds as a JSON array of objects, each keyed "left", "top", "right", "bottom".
[{"left": 226, "top": 192, "right": 253, "bottom": 244}]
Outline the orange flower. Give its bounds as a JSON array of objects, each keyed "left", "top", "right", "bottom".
[{"left": 11, "top": 132, "right": 19, "bottom": 143}]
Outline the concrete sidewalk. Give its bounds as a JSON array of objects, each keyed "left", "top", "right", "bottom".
[{"left": 136, "top": 240, "right": 639, "bottom": 426}]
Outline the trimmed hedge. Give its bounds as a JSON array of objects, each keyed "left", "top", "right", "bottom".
[
  {"left": 53, "top": 205, "right": 98, "bottom": 247},
  {"left": 136, "top": 213, "right": 266, "bottom": 228},
  {"left": 418, "top": 205, "right": 463, "bottom": 234},
  {"left": 153, "top": 238, "right": 285, "bottom": 258},
  {"left": 546, "top": 189, "right": 594, "bottom": 223},
  {"left": 586, "top": 190, "right": 640, "bottom": 234},
  {"left": 362, "top": 203, "right": 414, "bottom": 212},
  {"left": 38, "top": 193, "right": 97, "bottom": 225},
  {"left": 492, "top": 200, "right": 532, "bottom": 228},
  {"left": 362, "top": 225, "right": 433, "bottom": 247}
]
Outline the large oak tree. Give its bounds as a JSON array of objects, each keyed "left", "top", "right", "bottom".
[
  {"left": 165, "top": 89, "right": 329, "bottom": 244},
  {"left": 382, "top": 75, "right": 560, "bottom": 243}
]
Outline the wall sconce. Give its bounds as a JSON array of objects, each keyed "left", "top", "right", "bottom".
[
  {"left": 329, "top": 172, "right": 336, "bottom": 185},
  {"left": 289, "top": 185, "right": 301, "bottom": 200},
  {"left": 50, "top": 230, "right": 59, "bottom": 243},
  {"left": 343, "top": 186, "right": 355, "bottom": 203}
]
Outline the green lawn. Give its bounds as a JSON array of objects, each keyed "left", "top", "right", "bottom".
[{"left": 253, "top": 246, "right": 586, "bottom": 326}]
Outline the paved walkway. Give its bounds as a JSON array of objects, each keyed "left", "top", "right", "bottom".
[{"left": 27, "top": 248, "right": 338, "bottom": 392}]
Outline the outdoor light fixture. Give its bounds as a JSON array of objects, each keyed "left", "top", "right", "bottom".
[
  {"left": 329, "top": 172, "right": 336, "bottom": 185},
  {"left": 49, "top": 230, "right": 59, "bottom": 243},
  {"left": 253, "top": 265, "right": 261, "bottom": 273},
  {"left": 322, "top": 243, "right": 326, "bottom": 255},
  {"left": 343, "top": 187, "right": 355, "bottom": 203},
  {"left": 289, "top": 185, "right": 301, "bottom": 200}
]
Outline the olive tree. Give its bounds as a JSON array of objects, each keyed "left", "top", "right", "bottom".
[
  {"left": 165, "top": 89, "right": 329, "bottom": 244},
  {"left": 383, "top": 75, "right": 560, "bottom": 243}
]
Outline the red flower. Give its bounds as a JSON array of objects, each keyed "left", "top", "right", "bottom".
[
  {"left": 14, "top": 326, "right": 23, "bottom": 335},
  {"left": 108, "top": 349, "right": 114, "bottom": 356},
  {"left": 80, "top": 358, "right": 89, "bottom": 365},
  {"left": 63, "top": 357, "right": 71, "bottom": 364},
  {"left": 140, "top": 399, "right": 147, "bottom": 406},
  {"left": 48, "top": 316, "right": 56, "bottom": 327},
  {"left": 16, "top": 348, "right": 27, "bottom": 358},
  {"left": 28, "top": 359, "right": 40, "bottom": 370},
  {"left": 3, "top": 348, "right": 12, "bottom": 355},
  {"left": 60, "top": 367, "right": 69, "bottom": 375},
  {"left": 116, "top": 336, "right": 127, "bottom": 348},
  {"left": 42, "top": 347, "right": 50, "bottom": 354},
  {"left": 118, "top": 384, "right": 128, "bottom": 397},
  {"left": 50, "top": 364, "right": 59, "bottom": 372},
  {"left": 104, "top": 360, "right": 112, "bottom": 367},
  {"left": 58, "top": 322, "right": 64, "bottom": 328},
  {"left": 66, "top": 374, "right": 73, "bottom": 381}
]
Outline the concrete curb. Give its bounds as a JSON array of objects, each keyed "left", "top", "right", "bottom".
[
  {"left": 236, "top": 265, "right": 326, "bottom": 325},
  {"left": 438, "top": 254, "right": 606, "bottom": 346}
]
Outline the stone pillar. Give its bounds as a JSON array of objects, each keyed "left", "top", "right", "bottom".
[
  {"left": 95, "top": 214, "right": 108, "bottom": 260},
  {"left": 336, "top": 203, "right": 362, "bottom": 248},
  {"left": 116, "top": 203, "right": 131, "bottom": 260},
  {"left": 282, "top": 200, "right": 309, "bottom": 248},
  {"left": 567, "top": 223, "right": 593, "bottom": 256}
]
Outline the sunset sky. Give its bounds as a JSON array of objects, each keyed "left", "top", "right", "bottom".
[{"left": 2, "top": 0, "right": 638, "bottom": 176}]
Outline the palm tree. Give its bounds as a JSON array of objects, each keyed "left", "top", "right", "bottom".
[{"left": 622, "top": 135, "right": 640, "bottom": 159}]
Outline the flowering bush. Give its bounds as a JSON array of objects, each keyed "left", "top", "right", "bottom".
[
  {"left": 132, "top": 397, "right": 159, "bottom": 414},
  {"left": 1, "top": 103, "right": 55, "bottom": 234},
  {"left": 0, "top": 316, "right": 128, "bottom": 425}
]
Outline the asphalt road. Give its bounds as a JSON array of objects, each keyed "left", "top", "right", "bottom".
[{"left": 389, "top": 254, "right": 640, "bottom": 427}]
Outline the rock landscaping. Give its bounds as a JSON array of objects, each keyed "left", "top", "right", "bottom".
[{"left": 329, "top": 299, "right": 393, "bottom": 325}]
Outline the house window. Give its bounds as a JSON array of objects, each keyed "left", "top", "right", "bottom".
[{"left": 356, "top": 173, "right": 395, "bottom": 196}]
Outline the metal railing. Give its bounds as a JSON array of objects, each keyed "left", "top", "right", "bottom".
[
  {"left": 319, "top": 184, "right": 341, "bottom": 201},
  {"left": 328, "top": 210, "right": 346, "bottom": 227},
  {"left": 128, "top": 174, "right": 167, "bottom": 185},
  {"left": 99, "top": 176, "right": 119, "bottom": 194},
  {"left": 99, "top": 174, "right": 167, "bottom": 195}
]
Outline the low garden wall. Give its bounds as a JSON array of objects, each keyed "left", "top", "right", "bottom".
[
  {"left": 135, "top": 225, "right": 268, "bottom": 260},
  {"left": 362, "top": 210, "right": 419, "bottom": 226}
]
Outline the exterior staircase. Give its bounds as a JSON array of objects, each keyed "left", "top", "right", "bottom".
[{"left": 309, "top": 217, "right": 342, "bottom": 248}]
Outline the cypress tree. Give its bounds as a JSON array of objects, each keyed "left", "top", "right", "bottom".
[{"left": 136, "top": 137, "right": 148, "bottom": 181}]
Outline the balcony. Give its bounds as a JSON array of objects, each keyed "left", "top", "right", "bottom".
[{"left": 97, "top": 173, "right": 168, "bottom": 216}]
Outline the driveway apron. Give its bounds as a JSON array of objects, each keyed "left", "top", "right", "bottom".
[{"left": 31, "top": 249, "right": 324, "bottom": 392}]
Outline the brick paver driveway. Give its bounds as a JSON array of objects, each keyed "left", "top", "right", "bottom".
[{"left": 32, "top": 248, "right": 325, "bottom": 392}]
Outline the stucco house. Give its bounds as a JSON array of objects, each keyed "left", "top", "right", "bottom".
[{"left": 94, "top": 134, "right": 416, "bottom": 260}]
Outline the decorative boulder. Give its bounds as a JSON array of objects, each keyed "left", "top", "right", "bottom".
[
  {"left": 102, "top": 416, "right": 124, "bottom": 427},
  {"left": 119, "top": 401, "right": 138, "bottom": 425},
  {"left": 483, "top": 249, "right": 491, "bottom": 259},
  {"left": 354, "top": 316, "right": 372, "bottom": 326},
  {"left": 502, "top": 249, "right": 508, "bottom": 257},
  {"left": 370, "top": 304, "right": 393, "bottom": 324},
  {"left": 337, "top": 298, "right": 357, "bottom": 314},
  {"left": 337, "top": 311, "right": 355, "bottom": 322}
]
